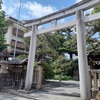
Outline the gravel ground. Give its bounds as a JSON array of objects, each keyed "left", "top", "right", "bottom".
[
  {"left": 0, "top": 80, "right": 80, "bottom": 100},
  {"left": 0, "top": 92, "right": 33, "bottom": 100}
]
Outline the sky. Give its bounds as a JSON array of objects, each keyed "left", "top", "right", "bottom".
[{"left": 2, "top": 0, "right": 82, "bottom": 21}]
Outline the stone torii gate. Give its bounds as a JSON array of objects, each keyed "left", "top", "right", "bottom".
[{"left": 24, "top": 0, "right": 100, "bottom": 100}]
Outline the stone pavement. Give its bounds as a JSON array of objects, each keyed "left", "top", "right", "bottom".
[
  {"left": 0, "top": 80, "right": 80, "bottom": 100},
  {"left": 0, "top": 92, "right": 33, "bottom": 100}
]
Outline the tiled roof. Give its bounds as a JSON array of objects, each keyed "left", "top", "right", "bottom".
[{"left": 9, "top": 58, "right": 28, "bottom": 65}]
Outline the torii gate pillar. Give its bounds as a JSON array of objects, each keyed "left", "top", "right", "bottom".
[
  {"left": 76, "top": 10, "right": 90, "bottom": 100},
  {"left": 25, "top": 25, "right": 37, "bottom": 90}
]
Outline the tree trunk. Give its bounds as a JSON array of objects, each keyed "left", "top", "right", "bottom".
[
  {"left": 69, "top": 53, "right": 73, "bottom": 59},
  {"left": 59, "top": 73, "right": 62, "bottom": 84}
]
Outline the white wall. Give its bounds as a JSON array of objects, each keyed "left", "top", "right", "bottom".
[
  {"left": 5, "top": 25, "right": 13, "bottom": 50},
  {"left": 11, "top": 34, "right": 24, "bottom": 43},
  {"left": 5, "top": 25, "right": 13, "bottom": 44}
]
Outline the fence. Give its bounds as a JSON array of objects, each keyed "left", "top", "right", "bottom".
[
  {"left": 11, "top": 66, "right": 42, "bottom": 89},
  {"left": 89, "top": 69, "right": 100, "bottom": 99}
]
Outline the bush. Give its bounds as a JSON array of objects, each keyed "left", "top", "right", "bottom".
[
  {"left": 64, "top": 59, "right": 78, "bottom": 77},
  {"left": 54, "top": 75, "right": 59, "bottom": 80},
  {"left": 62, "top": 75, "right": 72, "bottom": 80},
  {"left": 43, "top": 62, "right": 54, "bottom": 79},
  {"left": 54, "top": 75, "right": 73, "bottom": 80}
]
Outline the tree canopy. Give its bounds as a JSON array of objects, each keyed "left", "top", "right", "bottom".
[
  {"left": 0, "top": 1, "right": 8, "bottom": 52},
  {"left": 87, "top": 5, "right": 100, "bottom": 56}
]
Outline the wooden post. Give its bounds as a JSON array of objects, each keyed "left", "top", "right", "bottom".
[
  {"left": 94, "top": 72, "right": 98, "bottom": 90},
  {"left": 89, "top": 70, "right": 92, "bottom": 98},
  {"left": 99, "top": 72, "right": 100, "bottom": 88}
]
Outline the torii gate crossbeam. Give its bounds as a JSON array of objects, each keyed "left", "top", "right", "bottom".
[{"left": 24, "top": 0, "right": 100, "bottom": 100}]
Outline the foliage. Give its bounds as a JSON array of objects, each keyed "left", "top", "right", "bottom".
[
  {"left": 86, "top": 5, "right": 100, "bottom": 55},
  {"left": 35, "top": 30, "right": 77, "bottom": 80},
  {"left": 23, "top": 37, "right": 30, "bottom": 45},
  {"left": 36, "top": 34, "right": 58, "bottom": 62},
  {"left": 61, "top": 28, "right": 77, "bottom": 58},
  {"left": 0, "top": 1, "right": 9, "bottom": 52},
  {"left": 17, "top": 54, "right": 28, "bottom": 59},
  {"left": 52, "top": 54, "right": 78, "bottom": 81},
  {"left": 52, "top": 55, "right": 67, "bottom": 74},
  {"left": 63, "top": 59, "right": 78, "bottom": 76},
  {"left": 24, "top": 27, "right": 78, "bottom": 79},
  {"left": 54, "top": 75, "right": 72, "bottom": 80},
  {"left": 91, "top": 5, "right": 100, "bottom": 14},
  {"left": 43, "top": 61, "right": 54, "bottom": 79}
]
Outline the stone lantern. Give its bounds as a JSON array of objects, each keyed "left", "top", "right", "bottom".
[
  {"left": 0, "top": 49, "right": 11, "bottom": 73},
  {"left": 0, "top": 49, "right": 12, "bottom": 87},
  {"left": 0, "top": 60, "right": 9, "bottom": 73}
]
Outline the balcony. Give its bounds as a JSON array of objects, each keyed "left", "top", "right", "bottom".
[
  {"left": 11, "top": 41, "right": 26, "bottom": 49},
  {"left": 8, "top": 48, "right": 28, "bottom": 55},
  {"left": 13, "top": 28, "right": 24, "bottom": 37}
]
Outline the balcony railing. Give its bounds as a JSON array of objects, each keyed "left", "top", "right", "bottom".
[
  {"left": 11, "top": 41, "right": 26, "bottom": 49},
  {"left": 13, "top": 28, "right": 24, "bottom": 37},
  {"left": 9, "top": 48, "right": 28, "bottom": 54}
]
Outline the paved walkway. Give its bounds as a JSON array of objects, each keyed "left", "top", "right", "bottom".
[
  {"left": 0, "top": 92, "right": 32, "bottom": 100},
  {"left": 0, "top": 80, "right": 80, "bottom": 100}
]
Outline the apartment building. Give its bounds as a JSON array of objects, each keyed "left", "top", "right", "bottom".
[{"left": 4, "top": 16, "right": 28, "bottom": 56}]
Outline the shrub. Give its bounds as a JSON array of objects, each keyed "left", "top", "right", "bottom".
[
  {"left": 43, "top": 62, "right": 54, "bottom": 79},
  {"left": 54, "top": 75, "right": 73, "bottom": 80},
  {"left": 54, "top": 75, "right": 59, "bottom": 80}
]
